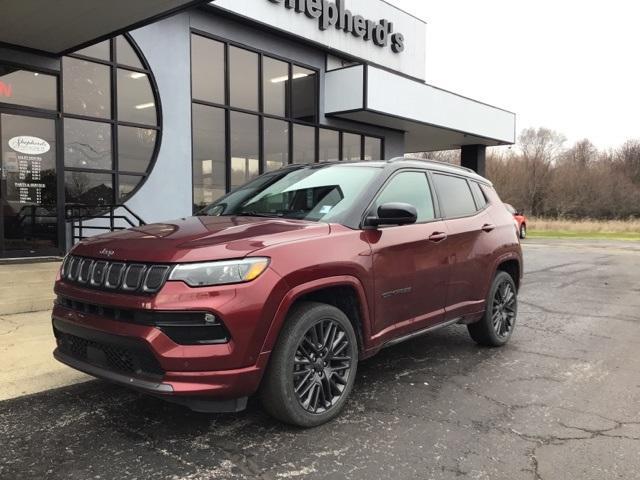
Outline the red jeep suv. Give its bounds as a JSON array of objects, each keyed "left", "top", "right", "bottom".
[{"left": 53, "top": 159, "right": 522, "bottom": 427}]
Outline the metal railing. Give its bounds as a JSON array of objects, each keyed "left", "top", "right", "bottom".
[{"left": 65, "top": 204, "right": 146, "bottom": 244}]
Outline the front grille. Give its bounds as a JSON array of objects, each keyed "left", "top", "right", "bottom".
[
  {"left": 61, "top": 255, "right": 172, "bottom": 294},
  {"left": 53, "top": 321, "right": 164, "bottom": 380}
]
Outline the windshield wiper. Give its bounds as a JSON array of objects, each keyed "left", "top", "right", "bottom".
[{"left": 238, "top": 211, "right": 282, "bottom": 218}]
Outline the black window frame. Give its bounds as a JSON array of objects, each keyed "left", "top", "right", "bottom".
[
  {"left": 189, "top": 29, "right": 384, "bottom": 214},
  {"left": 430, "top": 172, "right": 483, "bottom": 220},
  {"left": 62, "top": 34, "right": 162, "bottom": 206}
]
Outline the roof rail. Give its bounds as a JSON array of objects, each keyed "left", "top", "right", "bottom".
[{"left": 394, "top": 156, "right": 477, "bottom": 174}]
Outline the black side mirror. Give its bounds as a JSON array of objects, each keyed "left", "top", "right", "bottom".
[{"left": 365, "top": 202, "right": 418, "bottom": 228}]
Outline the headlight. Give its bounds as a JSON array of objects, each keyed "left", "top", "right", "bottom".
[{"left": 168, "top": 257, "right": 270, "bottom": 287}]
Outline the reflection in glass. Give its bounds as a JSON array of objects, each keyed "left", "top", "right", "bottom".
[
  {"left": 319, "top": 129, "right": 339, "bottom": 162},
  {"left": 116, "top": 36, "right": 143, "bottom": 69},
  {"left": 364, "top": 137, "right": 382, "bottom": 160},
  {"left": 264, "top": 118, "right": 289, "bottom": 171},
  {"left": 118, "top": 126, "right": 157, "bottom": 173},
  {"left": 343, "top": 133, "right": 362, "bottom": 161},
  {"left": 65, "top": 172, "right": 114, "bottom": 205},
  {"left": 64, "top": 118, "right": 112, "bottom": 170},
  {"left": 191, "top": 34, "right": 225, "bottom": 104},
  {"left": 119, "top": 174, "right": 144, "bottom": 201},
  {"left": 263, "top": 57, "right": 288, "bottom": 117},
  {"left": 230, "top": 111, "right": 259, "bottom": 187},
  {"left": 0, "top": 67, "right": 57, "bottom": 111},
  {"left": 192, "top": 105, "right": 226, "bottom": 212},
  {"left": 75, "top": 41, "right": 110, "bottom": 60},
  {"left": 291, "top": 65, "right": 317, "bottom": 122},
  {"left": 63, "top": 58, "right": 111, "bottom": 118},
  {"left": 229, "top": 47, "right": 258, "bottom": 111},
  {"left": 293, "top": 124, "right": 315, "bottom": 164},
  {"left": 117, "top": 69, "right": 156, "bottom": 125}
]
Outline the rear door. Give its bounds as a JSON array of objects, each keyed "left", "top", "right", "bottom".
[
  {"left": 432, "top": 173, "right": 496, "bottom": 320},
  {"left": 364, "top": 170, "right": 450, "bottom": 342}
]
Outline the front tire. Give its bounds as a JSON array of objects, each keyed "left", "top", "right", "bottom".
[
  {"left": 468, "top": 271, "right": 518, "bottom": 347},
  {"left": 260, "top": 302, "right": 358, "bottom": 427}
]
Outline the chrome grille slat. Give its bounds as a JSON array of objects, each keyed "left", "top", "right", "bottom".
[{"left": 62, "top": 255, "right": 170, "bottom": 294}]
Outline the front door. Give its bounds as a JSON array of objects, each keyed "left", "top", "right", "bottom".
[{"left": 0, "top": 111, "right": 61, "bottom": 257}]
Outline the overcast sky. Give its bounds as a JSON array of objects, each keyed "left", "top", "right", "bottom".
[{"left": 392, "top": 0, "right": 637, "bottom": 149}]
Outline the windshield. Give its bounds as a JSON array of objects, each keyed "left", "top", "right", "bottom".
[{"left": 199, "top": 165, "right": 380, "bottom": 222}]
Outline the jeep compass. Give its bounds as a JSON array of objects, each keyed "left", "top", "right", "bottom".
[{"left": 53, "top": 159, "right": 523, "bottom": 427}]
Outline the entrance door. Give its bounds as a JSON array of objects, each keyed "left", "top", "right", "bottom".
[{"left": 0, "top": 111, "right": 60, "bottom": 258}]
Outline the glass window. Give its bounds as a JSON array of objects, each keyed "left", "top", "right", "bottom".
[
  {"left": 75, "top": 41, "right": 110, "bottom": 61},
  {"left": 116, "top": 36, "right": 143, "bottom": 69},
  {"left": 117, "top": 69, "right": 156, "bottom": 125},
  {"left": 229, "top": 47, "right": 258, "bottom": 111},
  {"left": 433, "top": 174, "right": 478, "bottom": 218},
  {"left": 319, "top": 129, "right": 339, "bottom": 162},
  {"left": 230, "top": 111, "right": 259, "bottom": 187},
  {"left": 65, "top": 171, "right": 114, "bottom": 205},
  {"left": 372, "top": 172, "right": 435, "bottom": 222},
  {"left": 263, "top": 57, "right": 288, "bottom": 117},
  {"left": 291, "top": 65, "right": 316, "bottom": 122},
  {"left": 343, "top": 133, "right": 362, "bottom": 161},
  {"left": 64, "top": 118, "right": 112, "bottom": 170},
  {"left": 469, "top": 182, "right": 488, "bottom": 209},
  {"left": 63, "top": 58, "right": 110, "bottom": 118},
  {"left": 119, "top": 174, "right": 144, "bottom": 201},
  {"left": 203, "top": 165, "right": 380, "bottom": 222},
  {"left": 0, "top": 67, "right": 57, "bottom": 111},
  {"left": 364, "top": 137, "right": 382, "bottom": 160},
  {"left": 293, "top": 124, "right": 315, "bottom": 164},
  {"left": 264, "top": 118, "right": 289, "bottom": 171},
  {"left": 191, "top": 34, "right": 225, "bottom": 104},
  {"left": 118, "top": 126, "right": 157, "bottom": 173},
  {"left": 192, "top": 105, "right": 226, "bottom": 212}
]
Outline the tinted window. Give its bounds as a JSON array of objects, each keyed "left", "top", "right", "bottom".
[
  {"left": 291, "top": 65, "right": 317, "bottom": 122},
  {"left": 118, "top": 126, "right": 156, "bottom": 173},
  {"left": 293, "top": 124, "right": 315, "bottom": 164},
  {"left": 343, "top": 133, "right": 361, "bottom": 161},
  {"left": 229, "top": 47, "right": 258, "bottom": 111},
  {"left": 372, "top": 171, "right": 435, "bottom": 222},
  {"left": 264, "top": 118, "right": 289, "bottom": 171},
  {"left": 63, "top": 58, "right": 110, "bottom": 118},
  {"left": 364, "top": 137, "right": 382, "bottom": 160},
  {"left": 0, "top": 67, "right": 57, "bottom": 110},
  {"left": 469, "top": 181, "right": 488, "bottom": 209},
  {"left": 116, "top": 36, "right": 143, "bottom": 68},
  {"left": 192, "top": 104, "right": 226, "bottom": 211},
  {"left": 230, "top": 111, "right": 259, "bottom": 187},
  {"left": 119, "top": 174, "right": 143, "bottom": 201},
  {"left": 319, "top": 129, "right": 339, "bottom": 162},
  {"left": 64, "top": 118, "right": 112, "bottom": 170},
  {"left": 191, "top": 34, "right": 225, "bottom": 104},
  {"left": 117, "top": 69, "right": 156, "bottom": 125},
  {"left": 75, "top": 40, "right": 110, "bottom": 61},
  {"left": 433, "top": 174, "right": 477, "bottom": 218},
  {"left": 65, "top": 171, "right": 113, "bottom": 205},
  {"left": 263, "top": 57, "right": 288, "bottom": 116}
]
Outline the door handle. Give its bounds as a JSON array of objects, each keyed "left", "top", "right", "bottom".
[
  {"left": 428, "top": 232, "right": 448, "bottom": 243},
  {"left": 482, "top": 223, "right": 496, "bottom": 233}
]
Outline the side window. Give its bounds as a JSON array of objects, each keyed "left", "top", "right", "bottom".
[
  {"left": 372, "top": 171, "right": 435, "bottom": 222},
  {"left": 469, "top": 181, "right": 488, "bottom": 209},
  {"left": 433, "top": 174, "right": 478, "bottom": 218}
]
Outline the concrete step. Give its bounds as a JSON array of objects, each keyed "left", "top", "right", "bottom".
[{"left": 0, "top": 261, "right": 61, "bottom": 315}]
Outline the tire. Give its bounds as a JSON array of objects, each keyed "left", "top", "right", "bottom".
[
  {"left": 260, "top": 302, "right": 358, "bottom": 427},
  {"left": 520, "top": 224, "right": 527, "bottom": 239},
  {"left": 468, "top": 271, "right": 518, "bottom": 347}
]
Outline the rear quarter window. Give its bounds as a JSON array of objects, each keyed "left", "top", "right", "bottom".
[{"left": 432, "top": 173, "right": 478, "bottom": 218}]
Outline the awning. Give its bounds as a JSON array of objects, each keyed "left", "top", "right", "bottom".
[
  {"left": 0, "top": 0, "right": 209, "bottom": 56},
  {"left": 325, "top": 65, "right": 516, "bottom": 152}
]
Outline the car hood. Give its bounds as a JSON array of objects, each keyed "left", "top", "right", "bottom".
[{"left": 71, "top": 216, "right": 331, "bottom": 263}]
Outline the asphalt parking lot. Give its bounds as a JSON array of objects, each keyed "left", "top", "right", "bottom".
[{"left": 1, "top": 239, "right": 639, "bottom": 480}]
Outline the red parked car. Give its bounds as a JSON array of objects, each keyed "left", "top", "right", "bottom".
[
  {"left": 53, "top": 159, "right": 523, "bottom": 427},
  {"left": 505, "top": 203, "right": 528, "bottom": 239}
]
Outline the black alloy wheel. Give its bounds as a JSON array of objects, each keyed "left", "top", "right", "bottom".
[
  {"left": 293, "top": 319, "right": 353, "bottom": 414},
  {"left": 492, "top": 279, "right": 517, "bottom": 339}
]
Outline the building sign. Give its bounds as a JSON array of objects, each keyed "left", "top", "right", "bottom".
[
  {"left": 8, "top": 136, "right": 51, "bottom": 155},
  {"left": 268, "top": 0, "right": 405, "bottom": 53}
]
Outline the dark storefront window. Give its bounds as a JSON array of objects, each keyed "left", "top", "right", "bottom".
[
  {"left": 364, "top": 136, "right": 383, "bottom": 160},
  {"left": 62, "top": 35, "right": 160, "bottom": 207},
  {"left": 189, "top": 32, "right": 383, "bottom": 214},
  {"left": 0, "top": 67, "right": 57, "bottom": 111}
]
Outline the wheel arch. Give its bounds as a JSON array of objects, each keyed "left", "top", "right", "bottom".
[{"left": 494, "top": 256, "right": 521, "bottom": 291}]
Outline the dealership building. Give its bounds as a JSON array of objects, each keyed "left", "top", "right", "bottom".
[{"left": 0, "top": 0, "right": 516, "bottom": 260}]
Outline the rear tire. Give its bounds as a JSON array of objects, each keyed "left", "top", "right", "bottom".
[
  {"left": 468, "top": 271, "right": 518, "bottom": 347},
  {"left": 260, "top": 302, "right": 358, "bottom": 427},
  {"left": 520, "top": 224, "right": 527, "bottom": 239}
]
